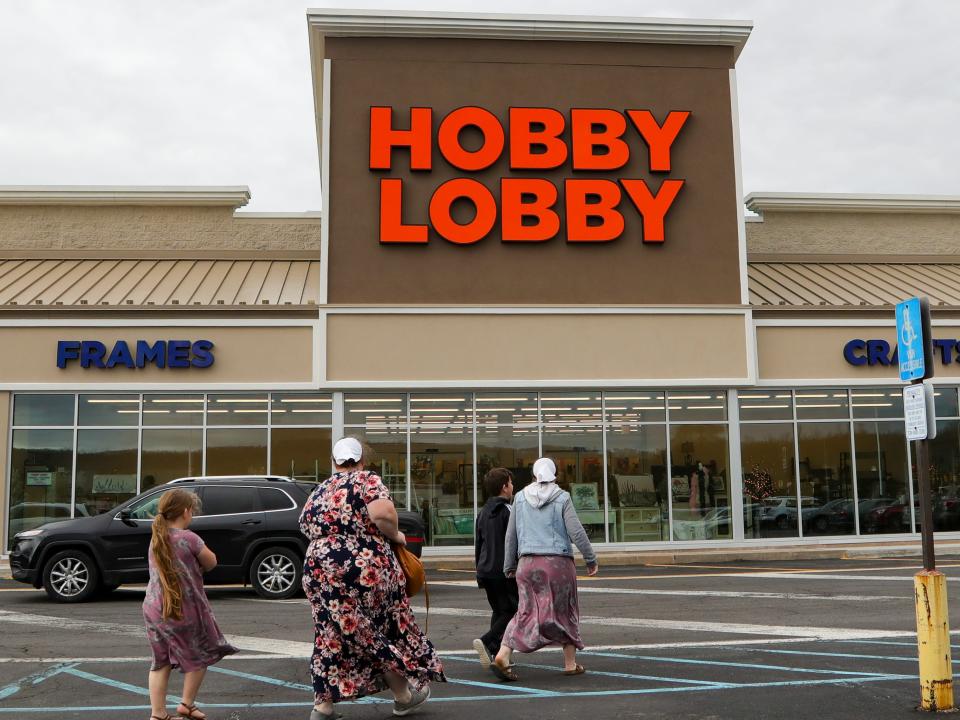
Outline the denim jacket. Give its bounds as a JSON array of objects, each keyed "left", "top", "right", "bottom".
[{"left": 503, "top": 485, "right": 597, "bottom": 574}]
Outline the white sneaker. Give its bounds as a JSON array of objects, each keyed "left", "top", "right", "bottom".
[
  {"left": 473, "top": 638, "right": 492, "bottom": 669},
  {"left": 393, "top": 684, "right": 430, "bottom": 716}
]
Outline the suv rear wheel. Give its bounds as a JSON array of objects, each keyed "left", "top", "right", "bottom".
[
  {"left": 43, "top": 550, "right": 100, "bottom": 603},
  {"left": 250, "top": 547, "right": 302, "bottom": 600}
]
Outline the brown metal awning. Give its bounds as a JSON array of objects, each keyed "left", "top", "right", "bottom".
[
  {"left": 0, "top": 259, "right": 321, "bottom": 308},
  {"left": 748, "top": 261, "right": 960, "bottom": 308}
]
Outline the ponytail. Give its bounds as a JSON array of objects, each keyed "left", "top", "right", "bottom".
[{"left": 150, "top": 489, "right": 199, "bottom": 621}]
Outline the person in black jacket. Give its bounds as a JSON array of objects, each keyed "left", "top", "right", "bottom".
[{"left": 473, "top": 467, "right": 519, "bottom": 668}]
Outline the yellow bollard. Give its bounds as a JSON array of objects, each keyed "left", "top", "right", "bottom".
[{"left": 915, "top": 570, "right": 954, "bottom": 711}]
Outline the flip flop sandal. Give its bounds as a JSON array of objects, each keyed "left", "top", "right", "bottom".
[
  {"left": 563, "top": 664, "right": 586, "bottom": 676},
  {"left": 490, "top": 660, "right": 519, "bottom": 682},
  {"left": 151, "top": 715, "right": 173, "bottom": 720}
]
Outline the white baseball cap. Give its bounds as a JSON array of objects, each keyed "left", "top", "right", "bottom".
[
  {"left": 532, "top": 457, "right": 557, "bottom": 484},
  {"left": 333, "top": 437, "right": 363, "bottom": 465}
]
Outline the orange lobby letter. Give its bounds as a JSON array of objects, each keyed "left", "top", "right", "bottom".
[
  {"left": 620, "top": 178, "right": 684, "bottom": 243},
  {"left": 565, "top": 179, "right": 624, "bottom": 242},
  {"left": 369, "top": 106, "right": 433, "bottom": 170},
  {"left": 437, "top": 107, "right": 506, "bottom": 171},
  {"left": 379, "top": 179, "right": 428, "bottom": 243},
  {"left": 501, "top": 178, "right": 560, "bottom": 242},
  {"left": 429, "top": 179, "right": 498, "bottom": 245},
  {"left": 626, "top": 110, "right": 690, "bottom": 172},
  {"left": 509, "top": 108, "right": 567, "bottom": 169},
  {"left": 570, "top": 109, "right": 629, "bottom": 171}
]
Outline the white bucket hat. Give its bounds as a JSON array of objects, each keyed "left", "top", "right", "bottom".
[{"left": 333, "top": 437, "right": 363, "bottom": 465}]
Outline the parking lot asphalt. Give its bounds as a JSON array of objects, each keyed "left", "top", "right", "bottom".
[{"left": 1, "top": 557, "right": 958, "bottom": 719}]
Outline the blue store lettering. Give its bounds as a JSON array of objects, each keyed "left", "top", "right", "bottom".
[
  {"left": 843, "top": 338, "right": 958, "bottom": 367},
  {"left": 56, "top": 340, "right": 215, "bottom": 369}
]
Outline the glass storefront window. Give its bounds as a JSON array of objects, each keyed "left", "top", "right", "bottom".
[
  {"left": 409, "top": 394, "right": 472, "bottom": 427},
  {"left": 543, "top": 425, "right": 605, "bottom": 541},
  {"left": 740, "top": 423, "right": 798, "bottom": 539},
  {"left": 143, "top": 394, "right": 204, "bottom": 426},
  {"left": 854, "top": 421, "right": 910, "bottom": 534},
  {"left": 344, "top": 394, "right": 407, "bottom": 426},
  {"left": 411, "top": 426, "right": 474, "bottom": 546},
  {"left": 604, "top": 392, "right": 666, "bottom": 424},
  {"left": 934, "top": 387, "right": 960, "bottom": 418},
  {"left": 670, "top": 424, "right": 731, "bottom": 540},
  {"left": 926, "top": 420, "right": 960, "bottom": 532},
  {"left": 797, "top": 422, "right": 855, "bottom": 535},
  {"left": 78, "top": 394, "right": 140, "bottom": 426},
  {"left": 475, "top": 393, "right": 538, "bottom": 426},
  {"left": 346, "top": 427, "right": 408, "bottom": 505},
  {"left": 13, "top": 394, "right": 74, "bottom": 426},
  {"left": 141, "top": 429, "right": 203, "bottom": 489},
  {"left": 541, "top": 392, "right": 601, "bottom": 424},
  {"left": 271, "top": 393, "right": 333, "bottom": 426},
  {"left": 795, "top": 389, "right": 849, "bottom": 421},
  {"left": 669, "top": 391, "right": 727, "bottom": 422},
  {"left": 206, "top": 393, "right": 268, "bottom": 426},
  {"left": 75, "top": 429, "right": 139, "bottom": 516},
  {"left": 606, "top": 424, "right": 667, "bottom": 542},
  {"left": 8, "top": 429, "right": 75, "bottom": 541},
  {"left": 738, "top": 391, "right": 793, "bottom": 422},
  {"left": 271, "top": 427, "right": 332, "bottom": 482},
  {"left": 851, "top": 388, "right": 904, "bottom": 420},
  {"left": 205, "top": 428, "right": 267, "bottom": 474},
  {"left": 476, "top": 425, "right": 539, "bottom": 494}
]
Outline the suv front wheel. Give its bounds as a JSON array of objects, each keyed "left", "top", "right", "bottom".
[
  {"left": 250, "top": 547, "right": 302, "bottom": 600},
  {"left": 43, "top": 549, "right": 100, "bottom": 603}
]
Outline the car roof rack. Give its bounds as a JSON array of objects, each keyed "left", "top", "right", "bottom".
[{"left": 168, "top": 475, "right": 296, "bottom": 484}]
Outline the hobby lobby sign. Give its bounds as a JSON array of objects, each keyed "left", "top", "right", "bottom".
[{"left": 369, "top": 106, "right": 690, "bottom": 245}]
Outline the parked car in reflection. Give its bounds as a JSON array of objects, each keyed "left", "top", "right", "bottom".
[
  {"left": 759, "top": 496, "right": 821, "bottom": 530},
  {"left": 933, "top": 494, "right": 960, "bottom": 531},
  {"left": 862, "top": 498, "right": 911, "bottom": 533},
  {"left": 804, "top": 498, "right": 854, "bottom": 533},
  {"left": 8, "top": 502, "right": 90, "bottom": 538}
]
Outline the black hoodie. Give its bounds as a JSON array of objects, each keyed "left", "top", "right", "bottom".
[{"left": 475, "top": 496, "right": 512, "bottom": 581}]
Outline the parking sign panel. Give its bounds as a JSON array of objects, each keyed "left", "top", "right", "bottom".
[{"left": 896, "top": 297, "right": 927, "bottom": 382}]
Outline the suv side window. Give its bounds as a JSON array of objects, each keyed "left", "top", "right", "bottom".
[
  {"left": 126, "top": 491, "right": 170, "bottom": 520},
  {"left": 259, "top": 487, "right": 294, "bottom": 511},
  {"left": 200, "top": 486, "right": 260, "bottom": 516}
]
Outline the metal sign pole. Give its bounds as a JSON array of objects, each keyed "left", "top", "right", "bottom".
[{"left": 915, "top": 438, "right": 935, "bottom": 571}]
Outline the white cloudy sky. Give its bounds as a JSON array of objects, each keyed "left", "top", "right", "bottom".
[{"left": 0, "top": 1, "right": 957, "bottom": 211}]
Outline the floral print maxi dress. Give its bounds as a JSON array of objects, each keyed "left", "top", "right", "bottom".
[{"left": 299, "top": 470, "right": 445, "bottom": 704}]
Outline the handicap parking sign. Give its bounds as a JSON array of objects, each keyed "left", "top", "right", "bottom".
[{"left": 896, "top": 297, "right": 930, "bottom": 382}]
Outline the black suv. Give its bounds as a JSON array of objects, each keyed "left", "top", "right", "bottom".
[{"left": 10, "top": 475, "right": 425, "bottom": 603}]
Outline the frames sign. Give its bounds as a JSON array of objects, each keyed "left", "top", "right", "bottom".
[{"left": 56, "top": 340, "right": 215, "bottom": 369}]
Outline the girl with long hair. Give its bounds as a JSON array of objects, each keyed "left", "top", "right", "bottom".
[{"left": 143, "top": 488, "right": 237, "bottom": 720}]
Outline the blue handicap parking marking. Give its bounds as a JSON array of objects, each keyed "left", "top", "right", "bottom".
[{"left": 0, "top": 639, "right": 930, "bottom": 714}]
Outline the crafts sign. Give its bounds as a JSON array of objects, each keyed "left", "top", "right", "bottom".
[{"left": 370, "top": 106, "right": 689, "bottom": 245}]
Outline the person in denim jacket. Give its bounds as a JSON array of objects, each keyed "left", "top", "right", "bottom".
[{"left": 489, "top": 458, "right": 597, "bottom": 681}]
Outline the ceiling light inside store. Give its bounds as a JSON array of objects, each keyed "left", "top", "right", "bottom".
[
  {"left": 854, "top": 403, "right": 893, "bottom": 407},
  {"left": 476, "top": 397, "right": 530, "bottom": 402},
  {"left": 685, "top": 405, "right": 724, "bottom": 410},
  {"left": 152, "top": 398, "right": 204, "bottom": 404},
  {"left": 410, "top": 398, "right": 466, "bottom": 403},
  {"left": 851, "top": 393, "right": 885, "bottom": 398},
  {"left": 738, "top": 394, "right": 771, "bottom": 400},
  {"left": 87, "top": 399, "right": 140, "bottom": 404},
  {"left": 344, "top": 398, "right": 403, "bottom": 403},
  {"left": 795, "top": 394, "right": 829, "bottom": 399},
  {"left": 279, "top": 397, "right": 332, "bottom": 403},
  {"left": 116, "top": 410, "right": 139, "bottom": 414},
  {"left": 233, "top": 409, "right": 266, "bottom": 413},
  {"left": 214, "top": 398, "right": 267, "bottom": 404},
  {"left": 606, "top": 396, "right": 660, "bottom": 400},
  {"left": 543, "top": 396, "right": 593, "bottom": 402},
  {"left": 670, "top": 395, "right": 713, "bottom": 400},
  {"left": 798, "top": 403, "right": 841, "bottom": 408},
  {"left": 142, "top": 410, "right": 170, "bottom": 414}
]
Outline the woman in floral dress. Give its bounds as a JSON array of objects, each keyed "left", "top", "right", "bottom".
[{"left": 299, "top": 437, "right": 445, "bottom": 720}]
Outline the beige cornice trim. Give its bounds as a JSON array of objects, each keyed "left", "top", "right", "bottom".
[
  {"left": 0, "top": 186, "right": 251, "bottom": 208},
  {"left": 745, "top": 192, "right": 960, "bottom": 215},
  {"left": 0, "top": 306, "right": 320, "bottom": 318},
  {"left": 233, "top": 212, "right": 322, "bottom": 220},
  {"left": 307, "top": 9, "right": 753, "bottom": 60},
  {"left": 0, "top": 249, "right": 320, "bottom": 261}
]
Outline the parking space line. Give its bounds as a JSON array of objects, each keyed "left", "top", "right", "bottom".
[
  {"left": 0, "top": 663, "right": 75, "bottom": 700},
  {"left": 579, "top": 650, "right": 898, "bottom": 677}
]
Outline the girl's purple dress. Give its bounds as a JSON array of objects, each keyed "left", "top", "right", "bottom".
[{"left": 142, "top": 528, "right": 237, "bottom": 672}]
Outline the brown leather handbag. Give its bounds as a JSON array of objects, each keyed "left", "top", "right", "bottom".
[{"left": 391, "top": 542, "right": 425, "bottom": 596}]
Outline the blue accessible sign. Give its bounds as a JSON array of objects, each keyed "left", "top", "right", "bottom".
[{"left": 896, "top": 297, "right": 930, "bottom": 382}]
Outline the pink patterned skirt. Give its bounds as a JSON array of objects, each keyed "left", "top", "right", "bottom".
[{"left": 502, "top": 555, "right": 584, "bottom": 652}]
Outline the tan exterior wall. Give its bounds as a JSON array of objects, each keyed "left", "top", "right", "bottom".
[
  {"left": 757, "top": 325, "right": 960, "bottom": 382},
  {"left": 746, "top": 212, "right": 960, "bottom": 255},
  {"left": 327, "top": 313, "right": 748, "bottom": 382},
  {"left": 0, "top": 207, "right": 321, "bottom": 253},
  {"left": 0, "top": 326, "right": 314, "bottom": 385}
]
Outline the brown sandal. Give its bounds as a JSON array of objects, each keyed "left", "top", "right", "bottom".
[
  {"left": 563, "top": 663, "right": 586, "bottom": 675},
  {"left": 490, "top": 659, "right": 519, "bottom": 682},
  {"left": 176, "top": 704, "right": 206, "bottom": 720},
  {"left": 151, "top": 716, "right": 173, "bottom": 720}
]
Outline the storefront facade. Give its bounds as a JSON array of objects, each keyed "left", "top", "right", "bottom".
[{"left": 5, "top": 11, "right": 960, "bottom": 554}]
